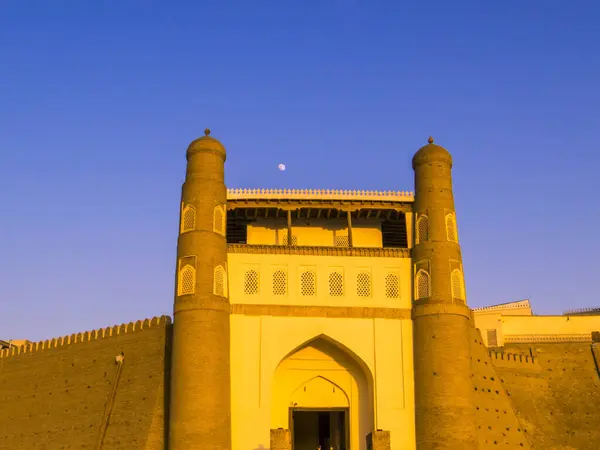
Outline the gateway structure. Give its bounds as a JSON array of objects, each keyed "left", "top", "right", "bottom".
[
  {"left": 0, "top": 131, "right": 599, "bottom": 450},
  {"left": 170, "top": 131, "right": 471, "bottom": 450}
]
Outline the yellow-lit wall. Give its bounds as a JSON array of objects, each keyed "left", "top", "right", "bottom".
[
  {"left": 475, "top": 310, "right": 599, "bottom": 347},
  {"left": 229, "top": 315, "right": 415, "bottom": 450},
  {"left": 502, "top": 315, "right": 599, "bottom": 340},
  {"left": 227, "top": 252, "right": 416, "bottom": 450},
  {"left": 247, "top": 218, "right": 383, "bottom": 248},
  {"left": 473, "top": 303, "right": 532, "bottom": 346},
  {"left": 228, "top": 253, "right": 410, "bottom": 309},
  {"left": 272, "top": 337, "right": 372, "bottom": 450},
  {"left": 473, "top": 312, "right": 503, "bottom": 346}
]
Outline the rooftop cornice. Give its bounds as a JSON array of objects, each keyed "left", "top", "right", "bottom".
[
  {"left": 226, "top": 188, "right": 414, "bottom": 202},
  {"left": 472, "top": 299, "right": 531, "bottom": 313},
  {"left": 227, "top": 244, "right": 410, "bottom": 258}
]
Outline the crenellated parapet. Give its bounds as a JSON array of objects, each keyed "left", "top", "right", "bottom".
[
  {"left": 488, "top": 350, "right": 536, "bottom": 364},
  {"left": 504, "top": 333, "right": 593, "bottom": 343},
  {"left": 472, "top": 299, "right": 532, "bottom": 313},
  {"left": 227, "top": 188, "right": 414, "bottom": 201},
  {"left": 0, "top": 315, "right": 171, "bottom": 359}
]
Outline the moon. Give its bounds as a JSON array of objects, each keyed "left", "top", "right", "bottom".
[{"left": 278, "top": 164, "right": 286, "bottom": 171}]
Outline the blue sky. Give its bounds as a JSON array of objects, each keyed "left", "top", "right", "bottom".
[{"left": 1, "top": 1, "right": 599, "bottom": 341}]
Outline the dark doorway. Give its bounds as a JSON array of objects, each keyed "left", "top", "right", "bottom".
[{"left": 290, "top": 408, "right": 348, "bottom": 450}]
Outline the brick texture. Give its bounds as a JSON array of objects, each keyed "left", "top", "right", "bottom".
[
  {"left": 470, "top": 328, "right": 532, "bottom": 449},
  {"left": 470, "top": 328, "right": 600, "bottom": 449},
  {"left": 169, "top": 131, "right": 231, "bottom": 449},
  {"left": 0, "top": 318, "right": 170, "bottom": 450},
  {"left": 495, "top": 342, "right": 600, "bottom": 449},
  {"left": 412, "top": 138, "right": 477, "bottom": 449}
]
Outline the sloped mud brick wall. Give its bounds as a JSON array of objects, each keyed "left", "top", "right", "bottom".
[
  {"left": 496, "top": 342, "right": 600, "bottom": 450},
  {"left": 0, "top": 316, "right": 171, "bottom": 450},
  {"left": 470, "top": 328, "right": 532, "bottom": 449}
]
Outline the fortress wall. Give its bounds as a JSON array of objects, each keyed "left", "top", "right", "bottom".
[
  {"left": 470, "top": 328, "right": 532, "bottom": 449},
  {"left": 494, "top": 342, "right": 600, "bottom": 449},
  {"left": 0, "top": 316, "right": 171, "bottom": 450}
]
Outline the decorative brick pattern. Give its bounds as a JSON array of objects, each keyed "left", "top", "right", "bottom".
[
  {"left": 329, "top": 271, "right": 344, "bottom": 297},
  {"left": 416, "top": 270, "right": 429, "bottom": 299},
  {"left": 179, "top": 264, "right": 195, "bottom": 296},
  {"left": 300, "top": 271, "right": 316, "bottom": 296},
  {"left": 227, "top": 188, "right": 414, "bottom": 201},
  {"left": 281, "top": 234, "right": 298, "bottom": 246},
  {"left": 357, "top": 272, "right": 372, "bottom": 297},
  {"left": 181, "top": 204, "right": 196, "bottom": 233},
  {"left": 335, "top": 235, "right": 350, "bottom": 247},
  {"left": 214, "top": 265, "right": 226, "bottom": 297},
  {"left": 445, "top": 213, "right": 457, "bottom": 242},
  {"left": 385, "top": 273, "right": 399, "bottom": 299},
  {"left": 244, "top": 270, "right": 259, "bottom": 295},
  {"left": 416, "top": 215, "right": 428, "bottom": 244},
  {"left": 213, "top": 204, "right": 226, "bottom": 235},
  {"left": 272, "top": 270, "right": 287, "bottom": 296},
  {"left": 451, "top": 269, "right": 464, "bottom": 300}
]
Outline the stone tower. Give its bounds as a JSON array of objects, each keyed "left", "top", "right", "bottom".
[
  {"left": 169, "top": 129, "right": 231, "bottom": 449},
  {"left": 411, "top": 138, "right": 477, "bottom": 449}
]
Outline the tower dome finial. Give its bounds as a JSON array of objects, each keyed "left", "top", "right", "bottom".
[
  {"left": 428, "top": 136, "right": 434, "bottom": 144},
  {"left": 186, "top": 128, "right": 226, "bottom": 160}
]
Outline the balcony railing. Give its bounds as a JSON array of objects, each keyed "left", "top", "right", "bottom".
[{"left": 227, "top": 244, "right": 410, "bottom": 258}]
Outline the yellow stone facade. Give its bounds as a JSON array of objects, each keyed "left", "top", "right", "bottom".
[
  {"left": 170, "top": 132, "right": 457, "bottom": 449},
  {"left": 226, "top": 205, "right": 416, "bottom": 448},
  {"left": 0, "top": 131, "right": 599, "bottom": 450},
  {"left": 474, "top": 300, "right": 600, "bottom": 347}
]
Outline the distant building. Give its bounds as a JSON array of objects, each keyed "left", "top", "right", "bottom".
[
  {"left": 473, "top": 300, "right": 599, "bottom": 347},
  {"left": 563, "top": 307, "right": 600, "bottom": 316},
  {"left": 0, "top": 132, "right": 598, "bottom": 449}
]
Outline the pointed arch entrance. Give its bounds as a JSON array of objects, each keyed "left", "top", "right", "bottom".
[{"left": 272, "top": 335, "right": 374, "bottom": 450}]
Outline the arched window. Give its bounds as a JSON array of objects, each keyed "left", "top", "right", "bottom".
[
  {"left": 178, "top": 265, "right": 196, "bottom": 296},
  {"left": 329, "top": 272, "right": 344, "bottom": 297},
  {"left": 213, "top": 205, "right": 226, "bottom": 236},
  {"left": 272, "top": 270, "right": 287, "bottom": 295},
  {"left": 415, "top": 270, "right": 430, "bottom": 299},
  {"left": 214, "top": 265, "right": 227, "bottom": 297},
  {"left": 244, "top": 270, "right": 259, "bottom": 295},
  {"left": 300, "top": 271, "right": 316, "bottom": 296},
  {"left": 356, "top": 272, "right": 371, "bottom": 297},
  {"left": 180, "top": 204, "right": 196, "bottom": 233},
  {"left": 385, "top": 273, "right": 400, "bottom": 299},
  {"left": 451, "top": 269, "right": 464, "bottom": 301},
  {"left": 446, "top": 213, "right": 458, "bottom": 242},
  {"left": 416, "top": 215, "right": 429, "bottom": 244}
]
